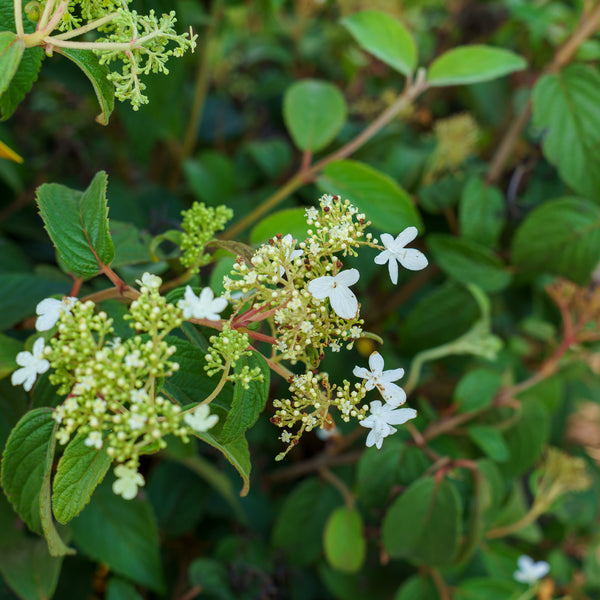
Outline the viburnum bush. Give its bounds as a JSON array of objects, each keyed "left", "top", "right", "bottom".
[{"left": 1, "top": 1, "right": 600, "bottom": 599}]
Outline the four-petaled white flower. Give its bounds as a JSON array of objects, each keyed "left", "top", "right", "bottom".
[
  {"left": 11, "top": 338, "right": 50, "bottom": 392},
  {"left": 35, "top": 296, "right": 78, "bottom": 331},
  {"left": 112, "top": 465, "right": 145, "bottom": 500},
  {"left": 360, "top": 400, "right": 417, "bottom": 449},
  {"left": 307, "top": 269, "right": 360, "bottom": 320},
  {"left": 279, "top": 234, "right": 303, "bottom": 276},
  {"left": 374, "top": 227, "right": 428, "bottom": 285},
  {"left": 136, "top": 272, "right": 162, "bottom": 290},
  {"left": 353, "top": 351, "right": 407, "bottom": 407},
  {"left": 514, "top": 555, "right": 550, "bottom": 585},
  {"left": 178, "top": 286, "right": 228, "bottom": 321},
  {"left": 184, "top": 404, "right": 219, "bottom": 433}
]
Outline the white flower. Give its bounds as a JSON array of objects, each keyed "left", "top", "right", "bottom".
[
  {"left": 130, "top": 389, "right": 148, "bottom": 403},
  {"left": 11, "top": 338, "right": 50, "bottom": 392},
  {"left": 353, "top": 352, "right": 407, "bottom": 407},
  {"left": 56, "top": 429, "right": 70, "bottom": 445},
  {"left": 280, "top": 431, "right": 293, "bottom": 443},
  {"left": 128, "top": 413, "right": 146, "bottom": 430},
  {"left": 35, "top": 296, "right": 78, "bottom": 331},
  {"left": 124, "top": 351, "right": 144, "bottom": 369},
  {"left": 178, "top": 286, "right": 228, "bottom": 321},
  {"left": 112, "top": 465, "right": 145, "bottom": 500},
  {"left": 136, "top": 272, "right": 162, "bottom": 290},
  {"left": 305, "top": 207, "right": 319, "bottom": 221},
  {"left": 374, "top": 227, "right": 428, "bottom": 284},
  {"left": 330, "top": 341, "right": 341, "bottom": 352},
  {"left": 279, "top": 234, "right": 303, "bottom": 275},
  {"left": 84, "top": 431, "right": 103, "bottom": 449},
  {"left": 514, "top": 555, "right": 550, "bottom": 585},
  {"left": 184, "top": 404, "right": 219, "bottom": 433},
  {"left": 360, "top": 400, "right": 417, "bottom": 449},
  {"left": 307, "top": 269, "right": 360, "bottom": 320}
]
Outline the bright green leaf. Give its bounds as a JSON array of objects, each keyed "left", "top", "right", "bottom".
[
  {"left": 0, "top": 32, "right": 24, "bottom": 96},
  {"left": 52, "top": 433, "right": 111, "bottom": 524},
  {"left": 0, "top": 46, "right": 43, "bottom": 121},
  {"left": 511, "top": 197, "right": 600, "bottom": 285},
  {"left": 283, "top": 80, "right": 347, "bottom": 152},
  {"left": 454, "top": 577, "right": 520, "bottom": 600},
  {"left": 318, "top": 159, "right": 422, "bottom": 232},
  {"left": 467, "top": 425, "right": 509, "bottom": 463},
  {"left": 250, "top": 208, "right": 309, "bottom": 244},
  {"left": 341, "top": 10, "right": 417, "bottom": 77},
  {"left": 56, "top": 48, "right": 114, "bottom": 125},
  {"left": 532, "top": 64, "right": 600, "bottom": 199},
  {"left": 454, "top": 368, "right": 503, "bottom": 413},
  {"left": 323, "top": 506, "right": 366, "bottom": 574},
  {"left": 427, "top": 45, "right": 527, "bottom": 87}
]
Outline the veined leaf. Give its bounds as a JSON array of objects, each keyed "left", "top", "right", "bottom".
[{"left": 0, "top": 32, "right": 24, "bottom": 96}]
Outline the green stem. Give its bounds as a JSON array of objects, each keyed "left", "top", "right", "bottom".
[
  {"left": 36, "top": 0, "right": 57, "bottom": 33},
  {"left": 14, "top": 0, "right": 25, "bottom": 37},
  {"left": 197, "top": 362, "right": 230, "bottom": 406},
  {"left": 51, "top": 12, "right": 118, "bottom": 40},
  {"left": 25, "top": 0, "right": 67, "bottom": 45},
  {"left": 318, "top": 466, "right": 355, "bottom": 509}
]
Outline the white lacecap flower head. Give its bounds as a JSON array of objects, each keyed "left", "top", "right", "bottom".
[
  {"left": 353, "top": 351, "right": 406, "bottom": 407},
  {"left": 178, "top": 286, "right": 228, "bottom": 321},
  {"left": 184, "top": 404, "right": 219, "bottom": 433},
  {"left": 136, "top": 272, "right": 162, "bottom": 290},
  {"left": 514, "top": 555, "right": 550, "bottom": 585},
  {"left": 374, "top": 227, "right": 428, "bottom": 285},
  {"left": 11, "top": 337, "right": 50, "bottom": 392},
  {"left": 112, "top": 465, "right": 145, "bottom": 500},
  {"left": 307, "top": 269, "right": 360, "bottom": 320},
  {"left": 35, "top": 296, "right": 78, "bottom": 331},
  {"left": 279, "top": 234, "right": 303, "bottom": 275},
  {"left": 360, "top": 400, "right": 417, "bottom": 449}
]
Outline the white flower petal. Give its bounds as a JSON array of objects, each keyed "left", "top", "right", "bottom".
[
  {"left": 329, "top": 286, "right": 358, "bottom": 319},
  {"left": 393, "top": 227, "right": 418, "bottom": 249},
  {"left": 308, "top": 276, "right": 334, "bottom": 299},
  {"left": 368, "top": 352, "right": 384, "bottom": 373},
  {"left": 384, "top": 406, "right": 416, "bottom": 425},
  {"left": 380, "top": 233, "right": 395, "bottom": 248},
  {"left": 378, "top": 382, "right": 407, "bottom": 407},
  {"left": 334, "top": 268, "right": 360, "bottom": 287},
  {"left": 387, "top": 255, "right": 399, "bottom": 284},
  {"left": 399, "top": 248, "right": 428, "bottom": 271},
  {"left": 373, "top": 249, "right": 390, "bottom": 266},
  {"left": 352, "top": 366, "right": 370, "bottom": 379}
]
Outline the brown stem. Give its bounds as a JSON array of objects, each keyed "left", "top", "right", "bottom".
[
  {"left": 318, "top": 466, "right": 355, "bottom": 508},
  {"left": 430, "top": 568, "right": 452, "bottom": 600}
]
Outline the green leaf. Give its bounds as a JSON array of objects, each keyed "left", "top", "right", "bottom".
[
  {"left": 272, "top": 477, "right": 340, "bottom": 566},
  {"left": 356, "top": 438, "right": 403, "bottom": 507},
  {"left": 395, "top": 575, "right": 440, "bottom": 600},
  {"left": 455, "top": 577, "right": 520, "bottom": 600},
  {"left": 454, "top": 368, "right": 503, "bottom": 413},
  {"left": 283, "top": 80, "right": 347, "bottom": 152},
  {"left": 56, "top": 48, "right": 114, "bottom": 125},
  {"left": 1, "top": 408, "right": 55, "bottom": 534},
  {"left": 318, "top": 159, "right": 422, "bottom": 232},
  {"left": 220, "top": 351, "right": 270, "bottom": 444},
  {"left": 110, "top": 221, "right": 153, "bottom": 267},
  {"left": 467, "top": 425, "right": 509, "bottom": 462},
  {"left": 183, "top": 151, "right": 236, "bottom": 205},
  {"left": 36, "top": 171, "right": 115, "bottom": 278},
  {"left": 52, "top": 433, "right": 112, "bottom": 524},
  {"left": 70, "top": 481, "right": 165, "bottom": 592},
  {"left": 323, "top": 507, "right": 366, "bottom": 574},
  {"left": 250, "top": 208, "right": 309, "bottom": 244},
  {"left": 189, "top": 558, "right": 236, "bottom": 600},
  {"left": 341, "top": 10, "right": 417, "bottom": 77},
  {"left": 0, "top": 333, "right": 21, "bottom": 379},
  {"left": 427, "top": 45, "right": 527, "bottom": 87},
  {"left": 532, "top": 64, "right": 600, "bottom": 199},
  {"left": 458, "top": 177, "right": 506, "bottom": 248},
  {"left": 511, "top": 197, "right": 600, "bottom": 285},
  {"left": 106, "top": 577, "right": 144, "bottom": 600},
  {"left": 0, "top": 32, "right": 24, "bottom": 96},
  {"left": 382, "top": 476, "right": 462, "bottom": 566},
  {"left": 428, "top": 234, "right": 512, "bottom": 292},
  {"left": 0, "top": 46, "right": 43, "bottom": 120}
]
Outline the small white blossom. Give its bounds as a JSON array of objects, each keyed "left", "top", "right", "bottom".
[
  {"left": 112, "top": 465, "right": 145, "bottom": 500},
  {"left": 330, "top": 341, "right": 341, "bottom": 352},
  {"left": 305, "top": 207, "right": 319, "bottom": 221},
  {"left": 107, "top": 337, "right": 122, "bottom": 349},
  {"left": 360, "top": 400, "right": 417, "bottom": 449},
  {"left": 514, "top": 555, "right": 550, "bottom": 585},
  {"left": 280, "top": 234, "right": 303, "bottom": 275},
  {"left": 136, "top": 272, "right": 162, "bottom": 290},
  {"left": 11, "top": 338, "right": 50, "bottom": 392},
  {"left": 178, "top": 286, "right": 228, "bottom": 321},
  {"left": 320, "top": 194, "right": 334, "bottom": 209},
  {"left": 280, "top": 430, "right": 293, "bottom": 443},
  {"left": 124, "top": 351, "right": 144, "bottom": 369},
  {"left": 35, "top": 296, "right": 78, "bottom": 331},
  {"left": 128, "top": 414, "right": 146, "bottom": 430},
  {"left": 374, "top": 227, "right": 428, "bottom": 284},
  {"left": 353, "top": 352, "right": 406, "bottom": 407},
  {"left": 56, "top": 429, "right": 70, "bottom": 445},
  {"left": 130, "top": 389, "right": 148, "bottom": 403},
  {"left": 349, "top": 326, "right": 362, "bottom": 338},
  {"left": 184, "top": 404, "right": 219, "bottom": 433},
  {"left": 307, "top": 269, "right": 360, "bottom": 320},
  {"left": 84, "top": 431, "right": 103, "bottom": 449}
]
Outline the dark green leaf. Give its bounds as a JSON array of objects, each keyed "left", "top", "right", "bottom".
[
  {"left": 183, "top": 151, "right": 236, "bottom": 205},
  {"left": 0, "top": 333, "right": 21, "bottom": 379},
  {"left": 110, "top": 221, "right": 153, "bottom": 267},
  {"left": 395, "top": 575, "right": 440, "bottom": 600},
  {"left": 341, "top": 10, "right": 417, "bottom": 77},
  {"left": 0, "top": 46, "right": 43, "bottom": 121},
  {"left": 52, "top": 433, "right": 111, "bottom": 524},
  {"left": 454, "top": 368, "right": 502, "bottom": 413},
  {"left": 318, "top": 159, "right": 422, "bottom": 232},
  {"left": 454, "top": 577, "right": 519, "bottom": 600},
  {"left": 106, "top": 577, "right": 144, "bottom": 600},
  {"left": 250, "top": 208, "right": 309, "bottom": 244},
  {"left": 283, "top": 80, "right": 347, "bottom": 152},
  {"left": 189, "top": 558, "right": 236, "bottom": 600},
  {"left": 356, "top": 439, "right": 403, "bottom": 507},
  {"left": 323, "top": 507, "right": 366, "bottom": 574},
  {"left": 56, "top": 48, "right": 114, "bottom": 125},
  {"left": 0, "top": 32, "right": 24, "bottom": 96},
  {"left": 428, "top": 45, "right": 527, "bottom": 86},
  {"left": 532, "top": 64, "right": 600, "bottom": 199},
  {"left": 511, "top": 197, "right": 600, "bottom": 285},
  {"left": 467, "top": 425, "right": 509, "bottom": 462}
]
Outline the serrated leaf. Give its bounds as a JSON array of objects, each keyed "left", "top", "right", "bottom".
[
  {"left": 511, "top": 197, "right": 600, "bottom": 284},
  {"left": 52, "top": 433, "right": 111, "bottom": 524},
  {"left": 36, "top": 171, "right": 114, "bottom": 278},
  {"left": 341, "top": 10, "right": 417, "bottom": 77},
  {"left": 220, "top": 351, "right": 270, "bottom": 444},
  {"left": 428, "top": 234, "right": 512, "bottom": 292},
  {"left": 532, "top": 64, "right": 600, "bottom": 199},
  {"left": 56, "top": 48, "right": 114, "bottom": 125},
  {"left": 110, "top": 221, "right": 153, "bottom": 267},
  {"left": 0, "top": 32, "right": 24, "bottom": 96},
  {"left": 382, "top": 476, "right": 462, "bottom": 566},
  {"left": 283, "top": 79, "right": 347, "bottom": 152},
  {"left": 70, "top": 481, "right": 164, "bottom": 592},
  {"left": 323, "top": 507, "right": 366, "bottom": 574},
  {"left": 250, "top": 208, "right": 309, "bottom": 244},
  {"left": 318, "top": 159, "right": 422, "bottom": 232},
  {"left": 0, "top": 46, "right": 43, "bottom": 120},
  {"left": 1, "top": 408, "right": 55, "bottom": 533},
  {"left": 427, "top": 45, "right": 527, "bottom": 86}
]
